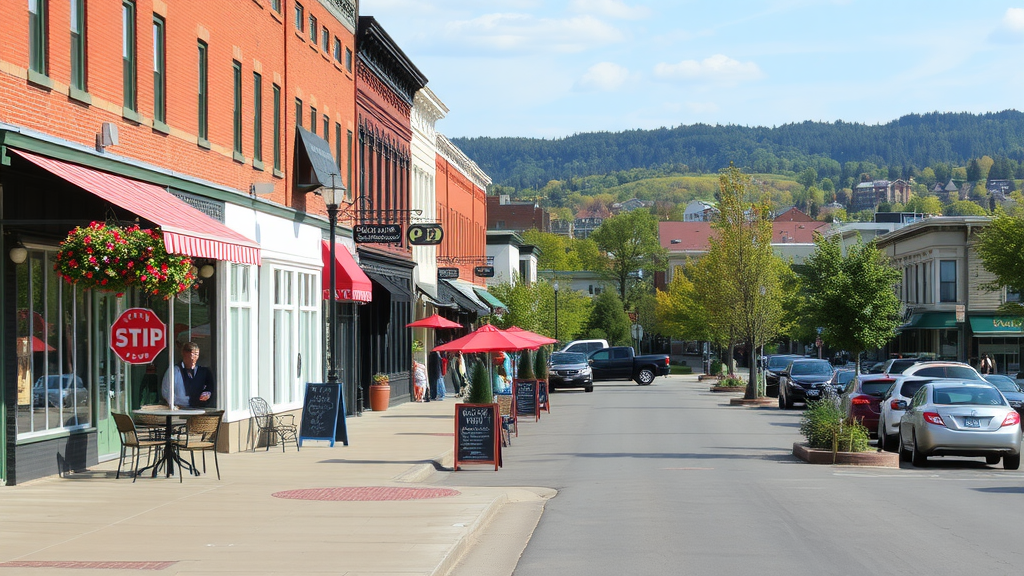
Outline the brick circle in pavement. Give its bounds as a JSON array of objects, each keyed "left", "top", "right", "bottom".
[{"left": 272, "top": 486, "right": 461, "bottom": 501}]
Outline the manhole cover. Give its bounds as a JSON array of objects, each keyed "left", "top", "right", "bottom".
[{"left": 272, "top": 486, "right": 461, "bottom": 501}]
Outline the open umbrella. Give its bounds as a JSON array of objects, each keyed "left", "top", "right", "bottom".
[
  {"left": 433, "top": 325, "right": 538, "bottom": 394},
  {"left": 406, "top": 314, "right": 462, "bottom": 329},
  {"left": 505, "top": 326, "right": 557, "bottom": 347}
]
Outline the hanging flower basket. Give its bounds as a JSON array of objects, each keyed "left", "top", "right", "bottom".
[{"left": 54, "top": 221, "right": 196, "bottom": 299}]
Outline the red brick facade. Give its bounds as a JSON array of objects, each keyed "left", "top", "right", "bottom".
[{"left": 436, "top": 155, "right": 487, "bottom": 284}]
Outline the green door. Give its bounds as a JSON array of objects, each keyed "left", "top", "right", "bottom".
[{"left": 94, "top": 294, "right": 126, "bottom": 459}]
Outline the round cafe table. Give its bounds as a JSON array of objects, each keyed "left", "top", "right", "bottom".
[{"left": 132, "top": 408, "right": 204, "bottom": 478}]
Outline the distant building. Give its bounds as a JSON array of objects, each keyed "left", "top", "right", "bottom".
[
  {"left": 683, "top": 200, "right": 718, "bottom": 222},
  {"left": 851, "top": 179, "right": 911, "bottom": 213},
  {"left": 487, "top": 195, "right": 551, "bottom": 233},
  {"left": 987, "top": 179, "right": 1014, "bottom": 198},
  {"left": 574, "top": 204, "right": 613, "bottom": 239},
  {"left": 774, "top": 207, "right": 815, "bottom": 222},
  {"left": 550, "top": 218, "right": 574, "bottom": 238},
  {"left": 612, "top": 198, "right": 652, "bottom": 213}
]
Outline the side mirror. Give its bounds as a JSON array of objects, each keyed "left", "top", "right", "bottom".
[{"left": 588, "top": 359, "right": 594, "bottom": 365}]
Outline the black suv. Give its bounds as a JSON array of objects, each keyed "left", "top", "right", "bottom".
[
  {"left": 764, "top": 354, "right": 802, "bottom": 398},
  {"left": 778, "top": 358, "right": 836, "bottom": 409}
]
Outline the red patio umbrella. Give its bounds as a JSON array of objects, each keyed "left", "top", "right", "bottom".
[
  {"left": 406, "top": 314, "right": 463, "bottom": 329},
  {"left": 433, "top": 324, "right": 536, "bottom": 353},
  {"left": 30, "top": 336, "right": 55, "bottom": 352},
  {"left": 505, "top": 326, "right": 557, "bottom": 347}
]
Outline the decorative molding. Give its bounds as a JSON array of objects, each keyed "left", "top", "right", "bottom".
[{"left": 436, "top": 134, "right": 491, "bottom": 190}]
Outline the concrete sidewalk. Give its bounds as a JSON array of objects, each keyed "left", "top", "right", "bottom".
[{"left": 0, "top": 399, "right": 551, "bottom": 575}]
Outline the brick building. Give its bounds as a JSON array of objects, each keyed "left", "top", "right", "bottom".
[{"left": 487, "top": 195, "right": 550, "bottom": 233}]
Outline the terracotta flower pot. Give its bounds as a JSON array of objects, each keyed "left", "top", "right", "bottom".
[{"left": 369, "top": 383, "right": 390, "bottom": 411}]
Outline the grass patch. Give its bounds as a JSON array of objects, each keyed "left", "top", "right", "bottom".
[{"left": 670, "top": 365, "right": 692, "bottom": 374}]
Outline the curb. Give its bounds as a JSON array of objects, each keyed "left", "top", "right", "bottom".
[
  {"left": 710, "top": 386, "right": 745, "bottom": 393},
  {"left": 430, "top": 492, "right": 510, "bottom": 576},
  {"left": 729, "top": 397, "right": 775, "bottom": 407},
  {"left": 393, "top": 448, "right": 456, "bottom": 483},
  {"left": 792, "top": 442, "right": 900, "bottom": 467}
]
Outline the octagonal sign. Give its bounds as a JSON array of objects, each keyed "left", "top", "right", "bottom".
[{"left": 110, "top": 308, "right": 167, "bottom": 364}]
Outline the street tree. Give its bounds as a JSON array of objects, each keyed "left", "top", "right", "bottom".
[
  {"left": 586, "top": 289, "right": 631, "bottom": 345},
  {"left": 696, "top": 165, "right": 788, "bottom": 398},
  {"left": 903, "top": 194, "right": 944, "bottom": 215},
  {"left": 800, "top": 234, "right": 902, "bottom": 374},
  {"left": 945, "top": 200, "right": 987, "bottom": 216},
  {"left": 975, "top": 207, "right": 1024, "bottom": 315},
  {"left": 589, "top": 209, "right": 667, "bottom": 309},
  {"left": 655, "top": 265, "right": 722, "bottom": 344},
  {"left": 488, "top": 280, "right": 593, "bottom": 342}
]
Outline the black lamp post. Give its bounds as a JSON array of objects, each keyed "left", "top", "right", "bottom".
[
  {"left": 321, "top": 178, "right": 346, "bottom": 383},
  {"left": 553, "top": 281, "right": 559, "bottom": 343}
]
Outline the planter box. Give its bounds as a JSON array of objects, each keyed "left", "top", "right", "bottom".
[
  {"left": 710, "top": 386, "right": 745, "bottom": 393},
  {"left": 792, "top": 442, "right": 899, "bottom": 467},
  {"left": 728, "top": 397, "right": 775, "bottom": 407}
]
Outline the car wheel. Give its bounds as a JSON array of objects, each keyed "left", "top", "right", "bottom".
[
  {"left": 778, "top": 390, "right": 785, "bottom": 410},
  {"left": 636, "top": 368, "right": 655, "bottom": 386},
  {"left": 1004, "top": 454, "right": 1021, "bottom": 470},
  {"left": 584, "top": 385, "right": 593, "bottom": 393},
  {"left": 986, "top": 455, "right": 1001, "bottom": 465},
  {"left": 898, "top": 431, "right": 911, "bottom": 462},
  {"left": 911, "top": 433, "right": 928, "bottom": 467}
]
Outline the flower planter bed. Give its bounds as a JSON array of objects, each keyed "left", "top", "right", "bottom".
[
  {"left": 792, "top": 442, "right": 899, "bottom": 467},
  {"left": 728, "top": 397, "right": 775, "bottom": 407},
  {"left": 710, "top": 386, "right": 746, "bottom": 393}
]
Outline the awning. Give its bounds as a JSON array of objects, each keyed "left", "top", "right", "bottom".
[
  {"left": 321, "top": 240, "right": 372, "bottom": 302},
  {"left": 365, "top": 271, "right": 412, "bottom": 302},
  {"left": 440, "top": 279, "right": 489, "bottom": 316},
  {"left": 294, "top": 126, "right": 339, "bottom": 193},
  {"left": 969, "top": 315, "right": 1024, "bottom": 336},
  {"left": 13, "top": 149, "right": 260, "bottom": 265},
  {"left": 473, "top": 286, "right": 507, "bottom": 312},
  {"left": 905, "top": 312, "right": 958, "bottom": 329},
  {"left": 417, "top": 287, "right": 455, "bottom": 309}
]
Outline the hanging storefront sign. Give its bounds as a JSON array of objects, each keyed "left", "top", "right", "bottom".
[
  {"left": 354, "top": 224, "right": 402, "bottom": 243},
  {"left": 474, "top": 266, "right": 495, "bottom": 278},
  {"left": 408, "top": 224, "right": 444, "bottom": 245},
  {"left": 438, "top": 267, "right": 460, "bottom": 280},
  {"left": 110, "top": 308, "right": 167, "bottom": 364}
]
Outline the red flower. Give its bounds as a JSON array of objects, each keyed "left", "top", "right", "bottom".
[
  {"left": 140, "top": 275, "right": 148, "bottom": 281},
  {"left": 101, "top": 279, "right": 108, "bottom": 285},
  {"left": 86, "top": 272, "right": 93, "bottom": 278}
]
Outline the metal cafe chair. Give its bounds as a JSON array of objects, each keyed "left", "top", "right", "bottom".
[
  {"left": 249, "top": 397, "right": 299, "bottom": 452},
  {"left": 112, "top": 412, "right": 164, "bottom": 482},
  {"left": 173, "top": 411, "right": 224, "bottom": 482}
]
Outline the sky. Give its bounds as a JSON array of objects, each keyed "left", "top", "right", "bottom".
[{"left": 357, "top": 1, "right": 1024, "bottom": 140}]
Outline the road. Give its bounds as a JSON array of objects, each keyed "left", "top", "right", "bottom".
[{"left": 442, "top": 375, "right": 1024, "bottom": 576}]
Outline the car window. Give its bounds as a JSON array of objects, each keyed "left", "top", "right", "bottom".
[
  {"left": 912, "top": 367, "right": 945, "bottom": 377},
  {"left": 612, "top": 348, "right": 630, "bottom": 359},
  {"left": 768, "top": 356, "right": 794, "bottom": 369},
  {"left": 566, "top": 343, "right": 587, "bottom": 353},
  {"left": 860, "top": 380, "right": 893, "bottom": 397},
  {"left": 933, "top": 386, "right": 1004, "bottom": 406},
  {"left": 551, "top": 353, "right": 586, "bottom": 364},
  {"left": 790, "top": 361, "right": 833, "bottom": 375},
  {"left": 943, "top": 366, "right": 983, "bottom": 380},
  {"left": 983, "top": 375, "right": 1020, "bottom": 393},
  {"left": 591, "top": 350, "right": 610, "bottom": 361},
  {"left": 898, "top": 380, "right": 928, "bottom": 399},
  {"left": 589, "top": 342, "right": 605, "bottom": 352},
  {"left": 890, "top": 360, "right": 917, "bottom": 373}
]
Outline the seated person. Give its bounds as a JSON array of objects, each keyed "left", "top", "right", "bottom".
[{"left": 162, "top": 341, "right": 215, "bottom": 408}]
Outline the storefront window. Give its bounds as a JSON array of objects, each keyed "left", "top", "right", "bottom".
[
  {"left": 228, "top": 263, "right": 254, "bottom": 414},
  {"left": 269, "top": 267, "right": 321, "bottom": 406},
  {"left": 15, "top": 249, "right": 92, "bottom": 438}
]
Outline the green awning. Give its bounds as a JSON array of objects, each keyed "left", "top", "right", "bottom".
[
  {"left": 969, "top": 315, "right": 1024, "bottom": 336},
  {"left": 906, "top": 312, "right": 958, "bottom": 329},
  {"left": 473, "top": 286, "right": 507, "bottom": 312}
]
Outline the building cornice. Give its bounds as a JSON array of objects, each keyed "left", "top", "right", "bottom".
[
  {"left": 357, "top": 16, "right": 428, "bottom": 107},
  {"left": 437, "top": 134, "right": 491, "bottom": 189}
]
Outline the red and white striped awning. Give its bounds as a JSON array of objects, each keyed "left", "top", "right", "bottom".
[{"left": 13, "top": 149, "right": 260, "bottom": 265}]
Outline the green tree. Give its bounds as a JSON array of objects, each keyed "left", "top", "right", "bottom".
[
  {"left": 521, "top": 229, "right": 578, "bottom": 271},
  {"left": 586, "top": 290, "right": 631, "bottom": 345},
  {"left": 488, "top": 280, "right": 592, "bottom": 342},
  {"left": 944, "top": 200, "right": 987, "bottom": 216},
  {"left": 800, "top": 234, "right": 902, "bottom": 375},
  {"left": 975, "top": 208, "right": 1024, "bottom": 314},
  {"left": 655, "top": 266, "right": 719, "bottom": 343},
  {"left": 904, "top": 194, "right": 944, "bottom": 215},
  {"left": 589, "top": 209, "right": 667, "bottom": 308},
  {"left": 573, "top": 237, "right": 606, "bottom": 272},
  {"left": 797, "top": 167, "right": 818, "bottom": 189}
]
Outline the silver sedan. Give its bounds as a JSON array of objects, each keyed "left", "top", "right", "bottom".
[{"left": 898, "top": 380, "right": 1021, "bottom": 469}]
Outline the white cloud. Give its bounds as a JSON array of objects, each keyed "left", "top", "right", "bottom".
[
  {"left": 576, "top": 62, "right": 632, "bottom": 91},
  {"left": 991, "top": 7, "right": 1024, "bottom": 42},
  {"left": 653, "top": 54, "right": 764, "bottom": 84},
  {"left": 570, "top": 0, "right": 652, "bottom": 20},
  {"left": 444, "top": 13, "right": 624, "bottom": 53}
]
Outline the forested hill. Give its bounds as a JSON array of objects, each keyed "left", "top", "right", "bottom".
[{"left": 451, "top": 111, "right": 1024, "bottom": 190}]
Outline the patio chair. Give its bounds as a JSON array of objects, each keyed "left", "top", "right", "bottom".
[
  {"left": 112, "top": 412, "right": 163, "bottom": 482},
  {"left": 496, "top": 394, "right": 516, "bottom": 446},
  {"left": 173, "top": 411, "right": 224, "bottom": 482},
  {"left": 249, "top": 397, "right": 299, "bottom": 452},
  {"left": 134, "top": 404, "right": 183, "bottom": 440}
]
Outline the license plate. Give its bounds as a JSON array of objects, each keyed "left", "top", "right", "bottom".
[
  {"left": 964, "top": 417, "right": 981, "bottom": 428},
  {"left": 806, "top": 390, "right": 819, "bottom": 397}
]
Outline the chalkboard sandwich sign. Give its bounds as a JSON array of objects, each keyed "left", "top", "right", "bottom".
[
  {"left": 514, "top": 379, "right": 540, "bottom": 422},
  {"left": 298, "top": 382, "right": 349, "bottom": 447},
  {"left": 455, "top": 403, "right": 501, "bottom": 471},
  {"left": 538, "top": 379, "right": 550, "bottom": 414}
]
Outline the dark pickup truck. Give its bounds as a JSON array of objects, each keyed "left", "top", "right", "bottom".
[{"left": 588, "top": 346, "right": 670, "bottom": 385}]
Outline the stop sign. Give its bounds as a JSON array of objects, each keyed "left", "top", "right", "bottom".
[{"left": 110, "top": 308, "right": 167, "bottom": 364}]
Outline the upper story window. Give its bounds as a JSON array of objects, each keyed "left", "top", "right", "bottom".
[
  {"left": 344, "top": 47, "right": 352, "bottom": 72},
  {"left": 295, "top": 98, "right": 302, "bottom": 128},
  {"left": 232, "top": 60, "right": 243, "bottom": 156},
  {"left": 197, "top": 40, "right": 208, "bottom": 142},
  {"left": 122, "top": 1, "right": 137, "bottom": 111},
  {"left": 294, "top": 3, "right": 304, "bottom": 32},
  {"left": 152, "top": 15, "right": 166, "bottom": 124},
  {"left": 253, "top": 72, "right": 263, "bottom": 165},
  {"left": 1007, "top": 288, "right": 1021, "bottom": 303},
  {"left": 70, "top": 0, "right": 85, "bottom": 90},
  {"left": 29, "top": 0, "right": 48, "bottom": 75},
  {"left": 310, "top": 107, "right": 317, "bottom": 135},
  {"left": 308, "top": 14, "right": 317, "bottom": 43},
  {"left": 940, "top": 260, "right": 957, "bottom": 302},
  {"left": 272, "top": 83, "right": 281, "bottom": 172},
  {"left": 333, "top": 37, "right": 341, "bottom": 62},
  {"left": 321, "top": 27, "right": 329, "bottom": 52},
  {"left": 270, "top": 0, "right": 280, "bottom": 12}
]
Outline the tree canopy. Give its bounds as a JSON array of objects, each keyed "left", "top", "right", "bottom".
[{"left": 589, "top": 209, "right": 667, "bottom": 308}]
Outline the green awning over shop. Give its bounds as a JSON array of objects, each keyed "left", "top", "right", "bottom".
[
  {"left": 906, "top": 312, "right": 958, "bottom": 329},
  {"left": 473, "top": 287, "right": 507, "bottom": 312},
  {"left": 969, "top": 316, "right": 1024, "bottom": 336}
]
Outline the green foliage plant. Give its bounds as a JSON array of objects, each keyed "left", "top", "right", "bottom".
[
  {"left": 800, "top": 399, "right": 871, "bottom": 455},
  {"left": 466, "top": 360, "right": 492, "bottom": 404},
  {"left": 534, "top": 348, "right": 549, "bottom": 379},
  {"left": 589, "top": 209, "right": 667, "bottom": 308},
  {"left": 709, "top": 359, "right": 724, "bottom": 376},
  {"left": 586, "top": 290, "right": 631, "bottom": 345},
  {"left": 517, "top": 350, "right": 535, "bottom": 380},
  {"left": 717, "top": 377, "right": 744, "bottom": 388},
  {"left": 977, "top": 206, "right": 1024, "bottom": 316}
]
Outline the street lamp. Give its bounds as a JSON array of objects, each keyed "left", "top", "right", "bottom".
[
  {"left": 320, "top": 176, "right": 346, "bottom": 384},
  {"left": 553, "top": 281, "right": 559, "bottom": 343}
]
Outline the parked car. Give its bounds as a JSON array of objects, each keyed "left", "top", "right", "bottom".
[
  {"left": 588, "top": 346, "right": 670, "bottom": 385},
  {"left": 877, "top": 376, "right": 934, "bottom": 452},
  {"left": 764, "top": 354, "right": 802, "bottom": 397},
  {"left": 898, "top": 381, "right": 1021, "bottom": 469},
  {"left": 901, "top": 361, "right": 985, "bottom": 380},
  {"left": 879, "top": 357, "right": 922, "bottom": 374},
  {"left": 548, "top": 352, "right": 594, "bottom": 392},
  {"left": 32, "top": 374, "right": 87, "bottom": 408},
  {"left": 777, "top": 359, "right": 836, "bottom": 409},
  {"left": 982, "top": 374, "right": 1024, "bottom": 417},
  {"left": 559, "top": 339, "right": 609, "bottom": 355},
  {"left": 839, "top": 374, "right": 896, "bottom": 438}
]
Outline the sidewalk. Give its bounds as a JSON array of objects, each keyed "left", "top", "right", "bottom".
[{"left": 0, "top": 399, "right": 551, "bottom": 575}]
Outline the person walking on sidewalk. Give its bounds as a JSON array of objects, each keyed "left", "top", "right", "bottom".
[
  {"left": 428, "top": 350, "right": 445, "bottom": 401},
  {"left": 980, "top": 353, "right": 995, "bottom": 375}
]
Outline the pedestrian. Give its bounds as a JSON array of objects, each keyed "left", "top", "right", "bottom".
[
  {"left": 980, "top": 353, "right": 995, "bottom": 375},
  {"left": 162, "top": 341, "right": 215, "bottom": 408},
  {"left": 428, "top": 350, "right": 443, "bottom": 401},
  {"left": 412, "top": 360, "right": 427, "bottom": 402},
  {"left": 447, "top": 351, "right": 465, "bottom": 397}
]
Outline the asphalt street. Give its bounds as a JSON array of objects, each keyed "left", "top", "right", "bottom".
[{"left": 442, "top": 375, "right": 1024, "bottom": 576}]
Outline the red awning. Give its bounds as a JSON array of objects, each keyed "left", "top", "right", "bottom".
[
  {"left": 13, "top": 149, "right": 260, "bottom": 265},
  {"left": 321, "top": 240, "right": 372, "bottom": 302}
]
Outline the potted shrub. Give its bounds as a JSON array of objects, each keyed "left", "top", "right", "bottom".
[
  {"left": 799, "top": 398, "right": 870, "bottom": 457},
  {"left": 465, "top": 361, "right": 492, "bottom": 405},
  {"left": 534, "top": 348, "right": 550, "bottom": 411},
  {"left": 517, "top": 350, "right": 535, "bottom": 381},
  {"left": 369, "top": 372, "right": 390, "bottom": 411}
]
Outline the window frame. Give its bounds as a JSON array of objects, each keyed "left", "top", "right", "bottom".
[
  {"left": 122, "top": 1, "right": 137, "bottom": 112},
  {"left": 295, "top": 98, "right": 302, "bottom": 128},
  {"left": 310, "top": 107, "right": 317, "bottom": 136},
  {"left": 152, "top": 15, "right": 166, "bottom": 124},
  {"left": 272, "top": 83, "right": 281, "bottom": 172},
  {"left": 232, "top": 59, "right": 243, "bottom": 157},
  {"left": 321, "top": 26, "right": 330, "bottom": 53},
  {"left": 322, "top": 115, "right": 329, "bottom": 143},
  {"left": 333, "top": 37, "right": 341, "bottom": 62},
  {"left": 197, "top": 40, "right": 209, "bottom": 142},
  {"left": 29, "top": 0, "right": 48, "bottom": 75},
  {"left": 70, "top": 0, "right": 85, "bottom": 90},
  {"left": 344, "top": 47, "right": 352, "bottom": 72},
  {"left": 253, "top": 71, "right": 263, "bottom": 165},
  {"left": 294, "top": 2, "right": 304, "bottom": 32},
  {"left": 939, "top": 260, "right": 957, "bottom": 303},
  {"left": 308, "top": 14, "right": 317, "bottom": 44}
]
